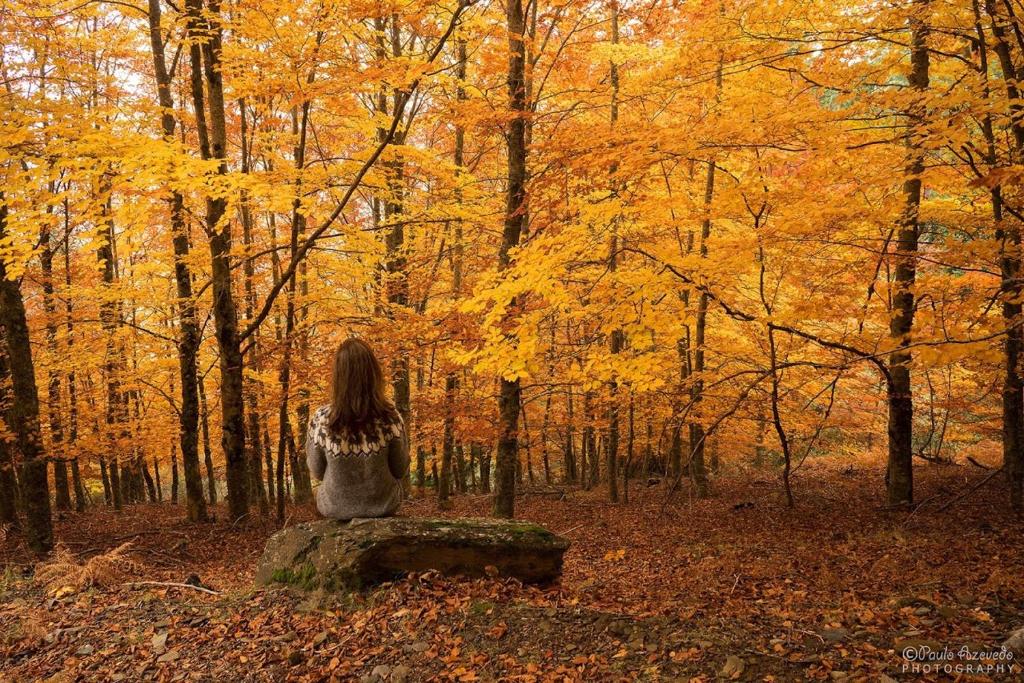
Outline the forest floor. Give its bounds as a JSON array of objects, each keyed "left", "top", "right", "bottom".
[{"left": 1, "top": 462, "right": 1023, "bottom": 682}]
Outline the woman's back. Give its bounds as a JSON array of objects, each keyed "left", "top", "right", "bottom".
[
  {"left": 306, "top": 405, "right": 408, "bottom": 520},
  {"left": 305, "top": 338, "right": 409, "bottom": 520}
]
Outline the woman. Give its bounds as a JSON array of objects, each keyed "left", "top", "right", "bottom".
[{"left": 306, "top": 338, "right": 409, "bottom": 520}]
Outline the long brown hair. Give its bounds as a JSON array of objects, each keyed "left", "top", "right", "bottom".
[{"left": 327, "top": 338, "right": 397, "bottom": 440}]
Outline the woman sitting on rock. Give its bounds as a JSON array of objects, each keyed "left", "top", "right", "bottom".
[{"left": 306, "top": 337, "right": 409, "bottom": 520}]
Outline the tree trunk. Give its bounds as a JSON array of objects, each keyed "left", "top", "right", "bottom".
[
  {"left": 416, "top": 446, "right": 427, "bottom": 492},
  {"left": 142, "top": 459, "right": 157, "bottom": 503},
  {"left": 439, "top": 378, "right": 454, "bottom": 508},
  {"left": 0, "top": 345, "right": 20, "bottom": 528},
  {"left": 100, "top": 456, "right": 111, "bottom": 506},
  {"left": 541, "top": 391, "right": 552, "bottom": 485},
  {"left": 149, "top": 0, "right": 209, "bottom": 522},
  {"left": 494, "top": 0, "right": 528, "bottom": 518},
  {"left": 480, "top": 448, "right": 491, "bottom": 494},
  {"left": 623, "top": 394, "right": 635, "bottom": 503},
  {"left": 887, "top": 1, "right": 929, "bottom": 507},
  {"left": 583, "top": 392, "right": 597, "bottom": 488},
  {"left": 154, "top": 457, "right": 162, "bottom": 502},
  {"left": 198, "top": 375, "right": 217, "bottom": 504},
  {"left": 96, "top": 181, "right": 124, "bottom": 512},
  {"left": 375, "top": 16, "right": 411, "bottom": 489},
  {"left": 237, "top": 97, "right": 269, "bottom": 517},
  {"left": 521, "top": 401, "right": 534, "bottom": 486},
  {"left": 266, "top": 418, "right": 276, "bottom": 511},
  {"left": 187, "top": 0, "right": 248, "bottom": 520},
  {"left": 688, "top": 157, "right": 716, "bottom": 499},
  {"left": 62, "top": 209, "right": 85, "bottom": 513},
  {"left": 247, "top": 411, "right": 267, "bottom": 513},
  {"left": 275, "top": 416, "right": 286, "bottom": 521},
  {"left": 564, "top": 385, "right": 576, "bottom": 483},
  {"left": 39, "top": 218, "right": 71, "bottom": 510},
  {"left": 171, "top": 436, "right": 180, "bottom": 504},
  {"left": 0, "top": 200, "right": 53, "bottom": 551},
  {"left": 605, "top": 0, "right": 622, "bottom": 504},
  {"left": 470, "top": 444, "right": 480, "bottom": 491},
  {"left": 982, "top": 0, "right": 1024, "bottom": 511}
]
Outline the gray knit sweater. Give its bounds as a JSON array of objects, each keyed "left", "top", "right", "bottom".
[{"left": 306, "top": 405, "right": 409, "bottom": 520}]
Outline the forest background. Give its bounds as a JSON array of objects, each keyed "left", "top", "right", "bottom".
[
  {"left": 5, "top": 0, "right": 1024, "bottom": 679},
  {"left": 4, "top": 0, "right": 1024, "bottom": 538}
]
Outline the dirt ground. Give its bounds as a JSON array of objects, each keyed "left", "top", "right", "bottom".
[{"left": 2, "top": 463, "right": 1022, "bottom": 681}]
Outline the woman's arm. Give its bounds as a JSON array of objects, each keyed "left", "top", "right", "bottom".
[
  {"left": 306, "top": 420, "right": 327, "bottom": 482},
  {"left": 386, "top": 424, "right": 410, "bottom": 480}
]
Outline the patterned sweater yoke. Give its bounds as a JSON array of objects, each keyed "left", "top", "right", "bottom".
[
  {"left": 305, "top": 404, "right": 410, "bottom": 521},
  {"left": 308, "top": 405, "right": 404, "bottom": 458}
]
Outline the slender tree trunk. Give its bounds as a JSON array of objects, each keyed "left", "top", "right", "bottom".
[
  {"left": 541, "top": 391, "right": 552, "bottom": 485},
  {"left": 374, "top": 17, "right": 412, "bottom": 488},
  {"left": 470, "top": 444, "right": 481, "bottom": 491},
  {"left": 265, "top": 419, "right": 276, "bottom": 511},
  {"left": 198, "top": 375, "right": 217, "bottom": 504},
  {"left": 564, "top": 385, "right": 576, "bottom": 483},
  {"left": 416, "top": 446, "right": 426, "bottom": 491},
  {"left": 623, "top": 393, "right": 635, "bottom": 502},
  {"left": 982, "top": 0, "right": 1024, "bottom": 511},
  {"left": 285, "top": 421, "right": 302, "bottom": 506},
  {"left": 605, "top": 1, "right": 622, "bottom": 503},
  {"left": 457, "top": 444, "right": 470, "bottom": 492},
  {"left": 40, "top": 219, "right": 71, "bottom": 510},
  {"left": 494, "top": 0, "right": 528, "bottom": 518},
  {"left": 247, "top": 411, "right": 267, "bottom": 512},
  {"left": 521, "top": 400, "right": 534, "bottom": 486},
  {"left": 439, "top": 384, "right": 454, "bottom": 506},
  {"left": 275, "top": 237, "right": 299, "bottom": 524},
  {"left": 641, "top": 416, "right": 652, "bottom": 480},
  {"left": 689, "top": 161, "right": 715, "bottom": 498},
  {"left": 440, "top": 40, "right": 467, "bottom": 507},
  {"left": 187, "top": 0, "right": 248, "bottom": 520},
  {"left": 96, "top": 182, "right": 125, "bottom": 511},
  {"left": 887, "top": 1, "right": 929, "bottom": 507},
  {"left": 295, "top": 261, "right": 311, "bottom": 499},
  {"left": 154, "top": 457, "right": 162, "bottom": 502},
  {"left": 583, "top": 392, "right": 597, "bottom": 488},
  {"left": 0, "top": 200, "right": 53, "bottom": 551},
  {"left": 142, "top": 459, "right": 157, "bottom": 503},
  {"left": 119, "top": 455, "right": 133, "bottom": 505},
  {"left": 63, "top": 215, "right": 85, "bottom": 513},
  {"left": 767, "top": 326, "right": 794, "bottom": 507},
  {"left": 149, "top": 0, "right": 208, "bottom": 521},
  {"left": 70, "top": 459, "right": 84, "bottom": 512},
  {"left": 171, "top": 435, "right": 180, "bottom": 504},
  {"left": 100, "top": 457, "right": 111, "bottom": 506},
  {"left": 238, "top": 98, "right": 268, "bottom": 516},
  {"left": 275, "top": 92, "right": 314, "bottom": 523},
  {"left": 480, "top": 448, "right": 491, "bottom": 493},
  {"left": 0, "top": 346, "right": 20, "bottom": 528},
  {"left": 275, "top": 415, "right": 286, "bottom": 521}
]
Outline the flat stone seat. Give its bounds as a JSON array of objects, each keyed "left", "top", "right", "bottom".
[{"left": 255, "top": 517, "right": 570, "bottom": 591}]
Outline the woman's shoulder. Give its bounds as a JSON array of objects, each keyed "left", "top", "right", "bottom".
[
  {"left": 309, "top": 405, "right": 331, "bottom": 429},
  {"left": 386, "top": 410, "right": 405, "bottom": 438}
]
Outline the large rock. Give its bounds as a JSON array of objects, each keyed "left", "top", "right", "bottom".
[{"left": 255, "top": 517, "right": 570, "bottom": 591}]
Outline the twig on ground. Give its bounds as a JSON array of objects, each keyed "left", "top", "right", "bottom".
[
  {"left": 793, "top": 628, "right": 825, "bottom": 643},
  {"left": 937, "top": 467, "right": 1004, "bottom": 512},
  {"left": 111, "top": 530, "right": 187, "bottom": 542},
  {"left": 125, "top": 581, "right": 220, "bottom": 595}
]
